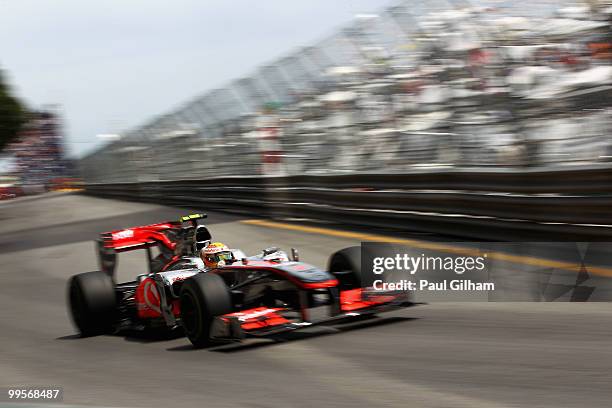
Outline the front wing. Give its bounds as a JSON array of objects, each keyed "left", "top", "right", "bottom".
[{"left": 210, "top": 288, "right": 414, "bottom": 340}]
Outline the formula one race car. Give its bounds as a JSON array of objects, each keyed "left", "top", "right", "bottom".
[{"left": 67, "top": 213, "right": 414, "bottom": 347}]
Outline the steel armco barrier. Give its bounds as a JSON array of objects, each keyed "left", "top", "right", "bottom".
[{"left": 83, "top": 166, "right": 612, "bottom": 241}]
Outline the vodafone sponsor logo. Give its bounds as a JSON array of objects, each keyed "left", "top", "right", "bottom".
[
  {"left": 112, "top": 229, "right": 134, "bottom": 240},
  {"left": 232, "top": 308, "right": 278, "bottom": 322},
  {"left": 158, "top": 270, "right": 198, "bottom": 285},
  {"left": 142, "top": 280, "right": 161, "bottom": 314}
]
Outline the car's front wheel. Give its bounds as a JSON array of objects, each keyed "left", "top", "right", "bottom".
[
  {"left": 180, "top": 274, "right": 233, "bottom": 348},
  {"left": 328, "top": 246, "right": 362, "bottom": 290}
]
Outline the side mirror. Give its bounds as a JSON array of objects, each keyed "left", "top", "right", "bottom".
[
  {"left": 291, "top": 248, "right": 299, "bottom": 262},
  {"left": 263, "top": 247, "right": 280, "bottom": 256}
]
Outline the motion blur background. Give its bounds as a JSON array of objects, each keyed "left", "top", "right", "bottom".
[
  {"left": 1, "top": 3, "right": 612, "bottom": 407},
  {"left": 1, "top": 0, "right": 612, "bottom": 234},
  {"left": 77, "top": 0, "right": 612, "bottom": 181}
]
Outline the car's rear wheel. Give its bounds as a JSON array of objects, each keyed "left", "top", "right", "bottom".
[
  {"left": 328, "top": 246, "right": 362, "bottom": 290},
  {"left": 180, "top": 274, "right": 233, "bottom": 348},
  {"left": 68, "top": 271, "right": 117, "bottom": 336}
]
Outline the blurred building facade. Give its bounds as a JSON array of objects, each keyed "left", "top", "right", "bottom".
[
  {"left": 80, "top": 0, "right": 612, "bottom": 183},
  {"left": 6, "top": 109, "right": 72, "bottom": 188}
]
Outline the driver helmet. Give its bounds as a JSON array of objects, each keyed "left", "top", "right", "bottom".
[{"left": 201, "top": 242, "right": 234, "bottom": 268}]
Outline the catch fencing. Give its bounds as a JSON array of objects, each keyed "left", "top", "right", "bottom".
[
  {"left": 78, "top": 0, "right": 612, "bottom": 183},
  {"left": 79, "top": 1, "right": 612, "bottom": 240}
]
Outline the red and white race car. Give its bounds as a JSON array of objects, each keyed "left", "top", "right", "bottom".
[{"left": 67, "top": 213, "right": 414, "bottom": 347}]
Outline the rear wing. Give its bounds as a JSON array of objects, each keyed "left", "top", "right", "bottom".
[
  {"left": 97, "top": 213, "right": 209, "bottom": 276},
  {"left": 100, "top": 221, "right": 179, "bottom": 252},
  {"left": 100, "top": 213, "right": 208, "bottom": 251}
]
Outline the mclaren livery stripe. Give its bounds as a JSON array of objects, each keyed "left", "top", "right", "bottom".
[{"left": 221, "top": 307, "right": 291, "bottom": 331}]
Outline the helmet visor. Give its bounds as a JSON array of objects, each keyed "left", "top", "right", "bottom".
[{"left": 205, "top": 251, "right": 233, "bottom": 264}]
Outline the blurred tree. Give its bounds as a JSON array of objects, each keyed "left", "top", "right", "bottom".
[{"left": 0, "top": 69, "right": 26, "bottom": 152}]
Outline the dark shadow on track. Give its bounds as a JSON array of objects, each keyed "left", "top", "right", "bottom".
[
  {"left": 56, "top": 328, "right": 186, "bottom": 343},
  {"left": 166, "top": 316, "right": 418, "bottom": 352},
  {"left": 121, "top": 328, "right": 186, "bottom": 343},
  {"left": 56, "top": 334, "right": 82, "bottom": 340}
]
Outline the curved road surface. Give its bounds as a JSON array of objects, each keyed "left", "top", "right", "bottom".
[{"left": 0, "top": 193, "right": 611, "bottom": 408}]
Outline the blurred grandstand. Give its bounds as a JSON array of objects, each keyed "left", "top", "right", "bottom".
[
  {"left": 79, "top": 0, "right": 612, "bottom": 183},
  {"left": 2, "top": 109, "right": 76, "bottom": 194}
]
